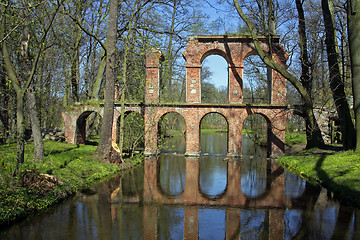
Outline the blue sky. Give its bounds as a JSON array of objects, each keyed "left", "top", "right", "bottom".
[
  {"left": 200, "top": 1, "right": 240, "bottom": 89},
  {"left": 202, "top": 55, "right": 229, "bottom": 89}
]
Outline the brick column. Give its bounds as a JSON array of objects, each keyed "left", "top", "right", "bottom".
[
  {"left": 185, "top": 111, "right": 200, "bottom": 156},
  {"left": 228, "top": 65, "right": 243, "bottom": 103},
  {"left": 271, "top": 70, "right": 286, "bottom": 104},
  {"left": 227, "top": 113, "right": 242, "bottom": 156},
  {"left": 144, "top": 108, "right": 158, "bottom": 155},
  {"left": 145, "top": 50, "right": 163, "bottom": 103},
  {"left": 62, "top": 112, "right": 77, "bottom": 144},
  {"left": 269, "top": 113, "right": 287, "bottom": 156},
  {"left": 186, "top": 66, "right": 201, "bottom": 103}
]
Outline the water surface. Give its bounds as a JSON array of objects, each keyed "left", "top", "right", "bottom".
[{"left": 1, "top": 132, "right": 359, "bottom": 239}]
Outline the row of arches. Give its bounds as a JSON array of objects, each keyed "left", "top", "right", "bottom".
[
  {"left": 73, "top": 107, "right": 281, "bottom": 157},
  {"left": 154, "top": 52, "right": 279, "bottom": 104},
  {"left": 157, "top": 111, "right": 270, "bottom": 155},
  {"left": 144, "top": 106, "right": 289, "bottom": 157},
  {"left": 146, "top": 36, "right": 287, "bottom": 105}
]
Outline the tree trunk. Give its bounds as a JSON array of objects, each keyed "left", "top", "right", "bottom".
[
  {"left": 304, "top": 102, "right": 325, "bottom": 148},
  {"left": 21, "top": 18, "right": 44, "bottom": 160},
  {"left": 0, "top": 47, "right": 9, "bottom": 142},
  {"left": 96, "top": 0, "right": 118, "bottom": 162},
  {"left": 322, "top": 0, "right": 356, "bottom": 149},
  {"left": 26, "top": 84, "right": 44, "bottom": 160},
  {"left": 16, "top": 91, "right": 26, "bottom": 168},
  {"left": 296, "top": 0, "right": 322, "bottom": 148},
  {"left": 348, "top": 0, "right": 360, "bottom": 151},
  {"left": 91, "top": 49, "right": 106, "bottom": 100},
  {"left": 70, "top": 17, "right": 82, "bottom": 103}
]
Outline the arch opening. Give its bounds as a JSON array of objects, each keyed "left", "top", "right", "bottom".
[
  {"left": 242, "top": 113, "right": 269, "bottom": 157},
  {"left": 76, "top": 111, "right": 102, "bottom": 145},
  {"left": 117, "top": 111, "right": 144, "bottom": 156},
  {"left": 201, "top": 55, "right": 229, "bottom": 104},
  {"left": 285, "top": 114, "right": 306, "bottom": 150},
  {"left": 200, "top": 112, "right": 228, "bottom": 155},
  {"left": 158, "top": 112, "right": 186, "bottom": 154},
  {"left": 243, "top": 55, "right": 270, "bottom": 104}
]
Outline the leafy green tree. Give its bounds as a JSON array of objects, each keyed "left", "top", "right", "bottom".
[{"left": 1, "top": 0, "right": 63, "bottom": 171}]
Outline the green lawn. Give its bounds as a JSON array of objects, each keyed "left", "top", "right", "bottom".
[
  {"left": 0, "top": 140, "right": 142, "bottom": 227},
  {"left": 277, "top": 149, "right": 360, "bottom": 207},
  {"left": 285, "top": 131, "right": 307, "bottom": 146}
]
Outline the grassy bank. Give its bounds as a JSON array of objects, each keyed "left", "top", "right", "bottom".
[
  {"left": 277, "top": 148, "right": 360, "bottom": 207},
  {"left": 0, "top": 141, "right": 142, "bottom": 227}
]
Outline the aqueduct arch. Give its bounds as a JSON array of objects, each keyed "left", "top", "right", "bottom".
[
  {"left": 63, "top": 35, "right": 289, "bottom": 157},
  {"left": 145, "top": 35, "right": 289, "bottom": 157}
]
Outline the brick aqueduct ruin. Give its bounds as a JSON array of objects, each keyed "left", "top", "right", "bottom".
[{"left": 62, "top": 35, "right": 289, "bottom": 157}]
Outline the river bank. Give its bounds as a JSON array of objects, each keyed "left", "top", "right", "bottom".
[
  {"left": 279, "top": 144, "right": 360, "bottom": 207},
  {"left": 0, "top": 141, "right": 142, "bottom": 228}
]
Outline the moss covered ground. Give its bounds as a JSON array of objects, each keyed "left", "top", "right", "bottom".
[
  {"left": 0, "top": 140, "right": 142, "bottom": 227},
  {"left": 277, "top": 148, "right": 360, "bottom": 207}
]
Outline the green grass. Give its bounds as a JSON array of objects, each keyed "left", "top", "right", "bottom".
[
  {"left": 285, "top": 131, "right": 307, "bottom": 146},
  {"left": 277, "top": 149, "right": 360, "bottom": 207},
  {"left": 0, "top": 140, "right": 142, "bottom": 227}
]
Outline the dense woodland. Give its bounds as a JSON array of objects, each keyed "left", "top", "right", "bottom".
[{"left": 0, "top": 0, "right": 359, "bottom": 167}]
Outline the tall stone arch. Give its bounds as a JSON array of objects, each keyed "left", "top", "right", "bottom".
[
  {"left": 182, "top": 35, "right": 288, "bottom": 104},
  {"left": 144, "top": 35, "right": 289, "bottom": 157}
]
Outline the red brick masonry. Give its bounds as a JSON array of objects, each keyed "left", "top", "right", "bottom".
[{"left": 62, "top": 35, "right": 290, "bottom": 157}]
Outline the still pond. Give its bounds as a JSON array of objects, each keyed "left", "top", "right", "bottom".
[{"left": 1, "top": 132, "right": 360, "bottom": 239}]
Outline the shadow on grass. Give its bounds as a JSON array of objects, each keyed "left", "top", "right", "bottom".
[
  {"left": 315, "top": 153, "right": 360, "bottom": 207},
  {"left": 45, "top": 145, "right": 80, "bottom": 156}
]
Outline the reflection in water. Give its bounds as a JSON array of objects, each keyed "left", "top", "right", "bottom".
[
  {"left": 200, "top": 131, "right": 228, "bottom": 155},
  {"left": 199, "top": 156, "right": 227, "bottom": 198},
  {"left": 198, "top": 207, "right": 226, "bottom": 240},
  {"left": 157, "top": 206, "right": 184, "bottom": 240},
  {"left": 241, "top": 156, "right": 267, "bottom": 198},
  {"left": 285, "top": 171, "right": 306, "bottom": 199},
  {"left": 158, "top": 155, "right": 185, "bottom": 196},
  {"left": 1, "top": 134, "right": 360, "bottom": 239},
  {"left": 240, "top": 210, "right": 267, "bottom": 239},
  {"left": 284, "top": 209, "right": 303, "bottom": 239}
]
